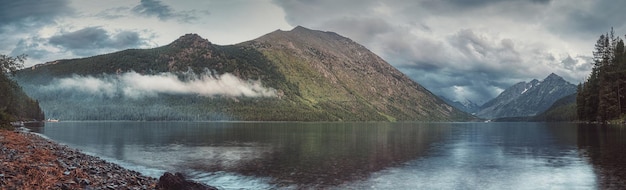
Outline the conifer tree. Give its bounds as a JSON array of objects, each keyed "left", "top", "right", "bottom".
[{"left": 576, "top": 83, "right": 586, "bottom": 120}]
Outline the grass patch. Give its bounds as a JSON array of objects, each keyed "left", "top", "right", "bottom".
[{"left": 377, "top": 111, "right": 397, "bottom": 122}]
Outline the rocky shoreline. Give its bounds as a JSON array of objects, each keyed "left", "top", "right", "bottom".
[{"left": 0, "top": 128, "right": 216, "bottom": 190}]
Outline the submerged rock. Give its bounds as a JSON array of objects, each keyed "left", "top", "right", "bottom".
[{"left": 157, "top": 172, "right": 217, "bottom": 190}]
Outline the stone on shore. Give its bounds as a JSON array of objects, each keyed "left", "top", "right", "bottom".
[
  {"left": 157, "top": 172, "right": 218, "bottom": 190},
  {"left": 1, "top": 128, "right": 220, "bottom": 190},
  {"left": 0, "top": 129, "right": 158, "bottom": 189}
]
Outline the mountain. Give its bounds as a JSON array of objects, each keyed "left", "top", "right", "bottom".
[
  {"left": 16, "top": 26, "right": 473, "bottom": 121},
  {"left": 440, "top": 96, "right": 480, "bottom": 114},
  {"left": 476, "top": 73, "right": 577, "bottom": 119},
  {"left": 493, "top": 93, "right": 577, "bottom": 122}
]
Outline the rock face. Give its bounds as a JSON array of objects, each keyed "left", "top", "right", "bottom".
[
  {"left": 16, "top": 26, "right": 473, "bottom": 121},
  {"left": 476, "top": 73, "right": 577, "bottom": 119},
  {"left": 157, "top": 172, "right": 217, "bottom": 190}
]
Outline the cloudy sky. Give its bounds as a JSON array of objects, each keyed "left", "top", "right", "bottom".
[{"left": 2, "top": 0, "right": 624, "bottom": 104}]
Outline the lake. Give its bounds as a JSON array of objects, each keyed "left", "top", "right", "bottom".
[{"left": 29, "top": 122, "right": 626, "bottom": 189}]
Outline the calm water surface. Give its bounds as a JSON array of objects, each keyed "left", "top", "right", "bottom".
[{"left": 29, "top": 122, "right": 626, "bottom": 189}]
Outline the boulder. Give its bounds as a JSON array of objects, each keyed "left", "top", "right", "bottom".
[{"left": 157, "top": 172, "right": 217, "bottom": 190}]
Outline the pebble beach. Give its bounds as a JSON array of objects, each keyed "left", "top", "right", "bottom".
[{"left": 0, "top": 128, "right": 158, "bottom": 189}]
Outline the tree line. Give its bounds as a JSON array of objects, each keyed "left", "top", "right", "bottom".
[
  {"left": 0, "top": 54, "right": 45, "bottom": 128},
  {"left": 577, "top": 28, "right": 626, "bottom": 122}
]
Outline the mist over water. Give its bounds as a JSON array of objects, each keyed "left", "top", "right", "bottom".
[
  {"left": 43, "top": 71, "right": 277, "bottom": 98},
  {"left": 29, "top": 122, "right": 626, "bottom": 189},
  {"left": 19, "top": 70, "right": 279, "bottom": 120}
]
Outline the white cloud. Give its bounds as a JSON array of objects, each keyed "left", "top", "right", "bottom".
[{"left": 45, "top": 71, "right": 277, "bottom": 99}]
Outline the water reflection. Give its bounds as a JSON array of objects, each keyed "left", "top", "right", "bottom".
[
  {"left": 577, "top": 124, "right": 626, "bottom": 189},
  {"left": 215, "top": 122, "right": 450, "bottom": 187},
  {"left": 38, "top": 122, "right": 452, "bottom": 188},
  {"left": 340, "top": 122, "right": 596, "bottom": 189},
  {"left": 31, "top": 122, "right": 626, "bottom": 189}
]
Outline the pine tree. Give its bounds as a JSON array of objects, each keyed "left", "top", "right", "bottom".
[
  {"left": 597, "top": 31, "right": 620, "bottom": 121},
  {"left": 585, "top": 67, "right": 600, "bottom": 121},
  {"left": 615, "top": 38, "right": 626, "bottom": 116},
  {"left": 576, "top": 83, "right": 586, "bottom": 120},
  {"left": 581, "top": 34, "right": 608, "bottom": 122}
]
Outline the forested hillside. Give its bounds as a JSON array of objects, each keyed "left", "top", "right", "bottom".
[
  {"left": 532, "top": 93, "right": 577, "bottom": 121},
  {"left": 577, "top": 28, "right": 626, "bottom": 122},
  {"left": 0, "top": 54, "right": 45, "bottom": 128}
]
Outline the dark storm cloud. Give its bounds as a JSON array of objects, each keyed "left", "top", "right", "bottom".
[
  {"left": 402, "top": 68, "right": 514, "bottom": 104},
  {"left": 48, "top": 27, "right": 149, "bottom": 56},
  {"left": 531, "top": 0, "right": 551, "bottom": 3},
  {"left": 0, "top": 0, "right": 73, "bottom": 31},
  {"left": 440, "top": 0, "right": 550, "bottom": 7},
  {"left": 95, "top": 7, "right": 131, "bottom": 20},
  {"left": 561, "top": 55, "right": 577, "bottom": 70},
  {"left": 320, "top": 17, "right": 392, "bottom": 42},
  {"left": 412, "top": 0, "right": 552, "bottom": 21},
  {"left": 547, "top": 0, "right": 626, "bottom": 37},
  {"left": 132, "top": 0, "right": 206, "bottom": 22},
  {"left": 132, "top": 0, "right": 174, "bottom": 20},
  {"left": 383, "top": 26, "right": 563, "bottom": 103},
  {"left": 382, "top": 33, "right": 447, "bottom": 71},
  {"left": 272, "top": 0, "right": 379, "bottom": 25},
  {"left": 0, "top": 0, "right": 74, "bottom": 64},
  {"left": 50, "top": 27, "right": 110, "bottom": 49},
  {"left": 275, "top": 0, "right": 555, "bottom": 28},
  {"left": 397, "top": 29, "right": 528, "bottom": 87},
  {"left": 10, "top": 37, "right": 50, "bottom": 59},
  {"left": 448, "top": 29, "right": 522, "bottom": 70},
  {"left": 318, "top": 17, "right": 449, "bottom": 71}
]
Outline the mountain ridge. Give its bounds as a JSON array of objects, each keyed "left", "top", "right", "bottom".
[
  {"left": 16, "top": 26, "right": 473, "bottom": 121},
  {"left": 477, "top": 73, "right": 577, "bottom": 119}
]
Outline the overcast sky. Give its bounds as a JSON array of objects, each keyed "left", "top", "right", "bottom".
[{"left": 2, "top": 0, "right": 624, "bottom": 104}]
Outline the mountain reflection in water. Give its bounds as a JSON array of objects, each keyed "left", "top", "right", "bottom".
[{"left": 30, "top": 122, "right": 626, "bottom": 189}]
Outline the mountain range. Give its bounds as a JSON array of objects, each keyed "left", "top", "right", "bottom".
[
  {"left": 475, "top": 73, "right": 577, "bottom": 119},
  {"left": 15, "top": 26, "right": 473, "bottom": 121}
]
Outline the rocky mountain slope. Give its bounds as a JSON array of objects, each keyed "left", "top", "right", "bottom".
[
  {"left": 16, "top": 26, "right": 472, "bottom": 121},
  {"left": 476, "top": 73, "right": 577, "bottom": 119}
]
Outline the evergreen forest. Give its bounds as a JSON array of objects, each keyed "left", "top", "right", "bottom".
[
  {"left": 577, "top": 28, "right": 626, "bottom": 122},
  {"left": 0, "top": 54, "right": 45, "bottom": 128}
]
